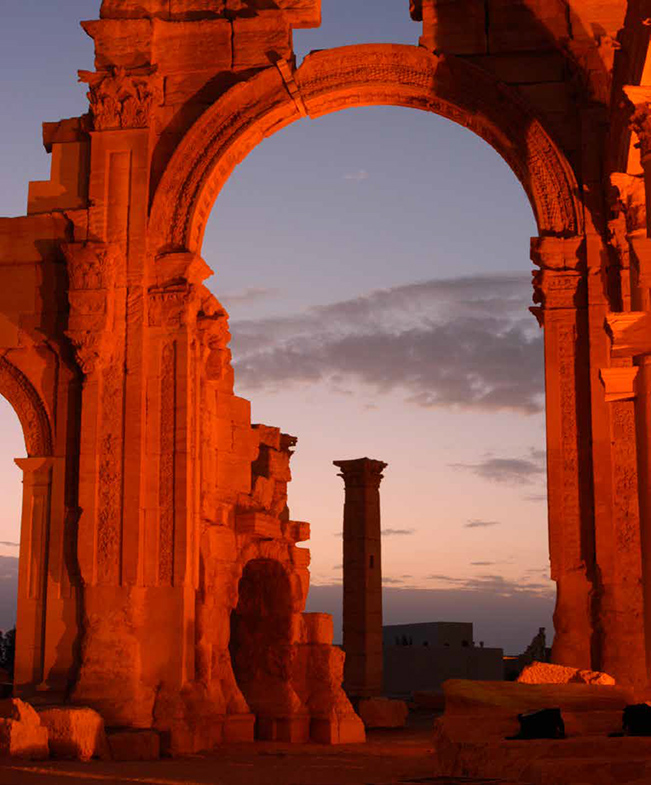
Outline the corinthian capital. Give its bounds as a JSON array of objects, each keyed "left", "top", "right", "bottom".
[{"left": 78, "top": 66, "right": 162, "bottom": 131}]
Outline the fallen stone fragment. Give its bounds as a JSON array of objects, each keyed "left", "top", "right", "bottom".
[
  {"left": 357, "top": 698, "right": 408, "bottom": 729},
  {"left": 38, "top": 706, "right": 107, "bottom": 761},
  {"left": 518, "top": 661, "right": 616, "bottom": 686},
  {"left": 0, "top": 699, "right": 48, "bottom": 759}
]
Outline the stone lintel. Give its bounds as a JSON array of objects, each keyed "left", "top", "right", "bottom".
[{"left": 600, "top": 366, "right": 640, "bottom": 402}]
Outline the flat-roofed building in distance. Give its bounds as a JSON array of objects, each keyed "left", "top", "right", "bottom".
[{"left": 382, "top": 622, "right": 503, "bottom": 698}]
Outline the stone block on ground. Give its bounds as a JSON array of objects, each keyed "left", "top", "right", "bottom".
[
  {"left": 357, "top": 698, "right": 408, "bottom": 729},
  {"left": 441, "top": 679, "right": 633, "bottom": 742},
  {"left": 38, "top": 706, "right": 107, "bottom": 761},
  {"left": 432, "top": 720, "right": 651, "bottom": 785},
  {"left": 107, "top": 729, "right": 160, "bottom": 761},
  {"left": 0, "top": 699, "right": 48, "bottom": 759},
  {"left": 518, "top": 660, "right": 616, "bottom": 686}
]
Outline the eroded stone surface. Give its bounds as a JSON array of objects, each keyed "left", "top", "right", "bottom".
[
  {"left": 518, "top": 661, "right": 616, "bottom": 686},
  {"left": 1, "top": 0, "right": 651, "bottom": 754},
  {"left": 0, "top": 700, "right": 48, "bottom": 760},
  {"left": 38, "top": 707, "right": 107, "bottom": 761}
]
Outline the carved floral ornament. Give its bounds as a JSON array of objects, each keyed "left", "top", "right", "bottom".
[
  {"left": 78, "top": 67, "right": 163, "bottom": 131},
  {"left": 61, "top": 242, "right": 122, "bottom": 376}
]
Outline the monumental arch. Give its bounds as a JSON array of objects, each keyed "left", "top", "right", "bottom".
[{"left": 1, "top": 0, "right": 651, "bottom": 750}]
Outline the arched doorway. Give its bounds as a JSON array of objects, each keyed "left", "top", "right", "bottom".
[
  {"left": 0, "top": 395, "right": 24, "bottom": 690},
  {"left": 230, "top": 558, "right": 306, "bottom": 741},
  {"left": 0, "top": 356, "right": 54, "bottom": 693}
]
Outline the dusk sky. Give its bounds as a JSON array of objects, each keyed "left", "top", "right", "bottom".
[{"left": 0, "top": 1, "right": 554, "bottom": 652}]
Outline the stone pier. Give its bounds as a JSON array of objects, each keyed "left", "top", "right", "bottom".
[{"left": 334, "top": 458, "right": 387, "bottom": 699}]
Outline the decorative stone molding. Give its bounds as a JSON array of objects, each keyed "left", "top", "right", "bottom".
[
  {"left": 532, "top": 269, "right": 585, "bottom": 311},
  {"left": 530, "top": 236, "right": 586, "bottom": 312},
  {"left": 606, "top": 311, "right": 651, "bottom": 357},
  {"left": 148, "top": 285, "right": 196, "bottom": 328},
  {"left": 600, "top": 367, "right": 639, "bottom": 402},
  {"left": 0, "top": 357, "right": 53, "bottom": 457},
  {"left": 149, "top": 253, "right": 215, "bottom": 328},
  {"left": 79, "top": 67, "right": 162, "bottom": 131},
  {"left": 530, "top": 236, "right": 584, "bottom": 271},
  {"left": 61, "top": 242, "right": 121, "bottom": 375}
]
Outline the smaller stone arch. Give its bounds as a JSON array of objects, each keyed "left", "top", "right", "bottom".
[
  {"left": 0, "top": 356, "right": 53, "bottom": 457},
  {"left": 229, "top": 558, "right": 301, "bottom": 738}
]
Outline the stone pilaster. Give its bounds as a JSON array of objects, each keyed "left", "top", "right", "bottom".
[
  {"left": 61, "top": 241, "right": 123, "bottom": 587},
  {"left": 13, "top": 457, "right": 53, "bottom": 693},
  {"left": 531, "top": 236, "right": 595, "bottom": 670},
  {"left": 334, "top": 458, "right": 387, "bottom": 699}
]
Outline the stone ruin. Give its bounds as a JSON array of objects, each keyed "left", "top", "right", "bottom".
[{"left": 0, "top": 0, "right": 651, "bottom": 754}]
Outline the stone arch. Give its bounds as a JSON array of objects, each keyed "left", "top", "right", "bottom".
[
  {"left": 0, "top": 356, "right": 52, "bottom": 458},
  {"left": 229, "top": 558, "right": 300, "bottom": 738},
  {"left": 149, "top": 43, "right": 583, "bottom": 256}
]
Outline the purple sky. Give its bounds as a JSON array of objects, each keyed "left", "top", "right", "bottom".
[{"left": 0, "top": 1, "right": 554, "bottom": 652}]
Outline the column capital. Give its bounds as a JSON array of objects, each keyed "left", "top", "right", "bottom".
[
  {"left": 15, "top": 457, "right": 54, "bottom": 486},
  {"left": 334, "top": 458, "right": 387, "bottom": 489},
  {"left": 79, "top": 66, "right": 163, "bottom": 132}
]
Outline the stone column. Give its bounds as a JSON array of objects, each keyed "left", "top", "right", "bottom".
[
  {"left": 531, "top": 237, "right": 595, "bottom": 670},
  {"left": 333, "top": 458, "right": 387, "bottom": 699},
  {"left": 13, "top": 457, "right": 53, "bottom": 693}
]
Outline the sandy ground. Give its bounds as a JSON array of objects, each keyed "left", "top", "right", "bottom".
[{"left": 0, "top": 713, "right": 507, "bottom": 785}]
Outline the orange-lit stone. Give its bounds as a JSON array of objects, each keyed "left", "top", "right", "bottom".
[{"left": 1, "top": 0, "right": 651, "bottom": 760}]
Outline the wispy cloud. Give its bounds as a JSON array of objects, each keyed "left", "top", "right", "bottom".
[
  {"left": 343, "top": 169, "right": 369, "bottom": 182},
  {"left": 0, "top": 542, "right": 18, "bottom": 548},
  {"left": 382, "top": 577, "right": 406, "bottom": 585},
  {"left": 230, "top": 274, "right": 544, "bottom": 414},
  {"left": 425, "top": 572, "right": 553, "bottom": 598},
  {"left": 219, "top": 287, "right": 279, "bottom": 307},
  {"left": 523, "top": 493, "right": 547, "bottom": 503},
  {"left": 465, "top": 520, "right": 501, "bottom": 529},
  {"left": 382, "top": 528, "right": 415, "bottom": 537},
  {"left": 470, "top": 561, "right": 496, "bottom": 566},
  {"left": 452, "top": 449, "right": 545, "bottom": 485}
]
